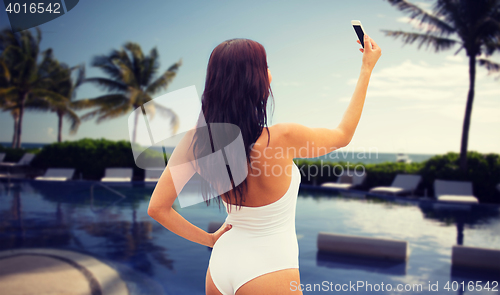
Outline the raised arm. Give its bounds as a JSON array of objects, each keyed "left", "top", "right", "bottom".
[{"left": 278, "top": 35, "right": 381, "bottom": 159}]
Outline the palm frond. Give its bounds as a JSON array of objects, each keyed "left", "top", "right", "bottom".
[
  {"left": 435, "top": 0, "right": 491, "bottom": 43},
  {"left": 64, "top": 108, "right": 81, "bottom": 134},
  {"left": 0, "top": 60, "right": 11, "bottom": 81},
  {"left": 114, "top": 59, "right": 137, "bottom": 86},
  {"left": 80, "top": 109, "right": 101, "bottom": 121},
  {"left": 480, "top": 26, "right": 500, "bottom": 55},
  {"left": 38, "top": 48, "right": 54, "bottom": 76},
  {"left": 72, "top": 94, "right": 127, "bottom": 110},
  {"left": 33, "top": 27, "right": 42, "bottom": 48},
  {"left": 74, "top": 64, "right": 86, "bottom": 87},
  {"left": 381, "top": 30, "right": 459, "bottom": 51},
  {"left": 84, "top": 77, "right": 128, "bottom": 92},
  {"left": 1, "top": 44, "right": 23, "bottom": 62},
  {"left": 478, "top": 57, "right": 500, "bottom": 72},
  {"left": 80, "top": 99, "right": 128, "bottom": 121},
  {"left": 71, "top": 98, "right": 96, "bottom": 110},
  {"left": 96, "top": 104, "right": 132, "bottom": 123},
  {"left": 24, "top": 98, "right": 51, "bottom": 111},
  {"left": 67, "top": 63, "right": 86, "bottom": 100},
  {"left": 91, "top": 53, "right": 124, "bottom": 81},
  {"left": 146, "top": 59, "right": 182, "bottom": 94},
  {"left": 127, "top": 87, "right": 148, "bottom": 107},
  {"left": 0, "top": 86, "right": 17, "bottom": 97},
  {"left": 124, "top": 42, "right": 145, "bottom": 61},
  {"left": 0, "top": 28, "right": 15, "bottom": 51},
  {"left": 109, "top": 48, "right": 134, "bottom": 78},
  {"left": 152, "top": 103, "right": 180, "bottom": 134},
  {"left": 124, "top": 42, "right": 145, "bottom": 86},
  {"left": 143, "top": 47, "right": 160, "bottom": 85},
  {"left": 1, "top": 104, "right": 21, "bottom": 112},
  {"left": 30, "top": 88, "right": 68, "bottom": 103},
  {"left": 387, "top": 0, "right": 456, "bottom": 35}
]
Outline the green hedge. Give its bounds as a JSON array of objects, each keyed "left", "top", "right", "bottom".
[
  {"left": 296, "top": 151, "right": 500, "bottom": 204},
  {"left": 294, "top": 159, "right": 424, "bottom": 189},
  {"left": 419, "top": 152, "right": 500, "bottom": 204},
  {"left": 29, "top": 138, "right": 165, "bottom": 180},
  {"left": 2, "top": 139, "right": 499, "bottom": 203}
]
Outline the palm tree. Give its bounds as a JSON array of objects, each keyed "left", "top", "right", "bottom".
[
  {"left": 0, "top": 27, "right": 66, "bottom": 148},
  {"left": 0, "top": 60, "right": 19, "bottom": 147},
  {"left": 32, "top": 52, "right": 85, "bottom": 142},
  {"left": 382, "top": 0, "right": 500, "bottom": 173},
  {"left": 75, "top": 42, "right": 182, "bottom": 143}
]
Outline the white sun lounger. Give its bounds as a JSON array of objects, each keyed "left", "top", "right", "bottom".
[
  {"left": 144, "top": 169, "right": 163, "bottom": 182},
  {"left": 434, "top": 180, "right": 478, "bottom": 203},
  {"left": 0, "top": 153, "right": 35, "bottom": 178},
  {"left": 0, "top": 153, "right": 35, "bottom": 168},
  {"left": 101, "top": 168, "right": 133, "bottom": 182},
  {"left": 369, "top": 174, "right": 421, "bottom": 196},
  {"left": 321, "top": 173, "right": 367, "bottom": 190},
  {"left": 35, "top": 168, "right": 75, "bottom": 181}
]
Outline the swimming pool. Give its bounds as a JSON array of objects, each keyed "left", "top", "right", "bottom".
[{"left": 0, "top": 180, "right": 499, "bottom": 294}]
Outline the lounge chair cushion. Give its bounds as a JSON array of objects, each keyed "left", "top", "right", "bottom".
[
  {"left": 101, "top": 168, "right": 133, "bottom": 182},
  {"left": 101, "top": 177, "right": 131, "bottom": 182},
  {"left": 369, "top": 187, "right": 406, "bottom": 195},
  {"left": 437, "top": 195, "right": 478, "bottom": 203},
  {"left": 35, "top": 177, "right": 69, "bottom": 181},
  {"left": 321, "top": 183, "right": 353, "bottom": 189}
]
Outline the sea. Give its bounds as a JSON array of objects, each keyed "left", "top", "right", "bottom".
[{"left": 1, "top": 142, "right": 435, "bottom": 164}]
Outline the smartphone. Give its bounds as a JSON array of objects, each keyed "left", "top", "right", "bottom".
[{"left": 351, "top": 20, "right": 366, "bottom": 48}]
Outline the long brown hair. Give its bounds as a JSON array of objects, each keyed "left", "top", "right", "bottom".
[{"left": 193, "top": 38, "right": 273, "bottom": 211}]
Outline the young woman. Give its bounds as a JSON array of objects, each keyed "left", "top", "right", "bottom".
[{"left": 148, "top": 35, "right": 381, "bottom": 295}]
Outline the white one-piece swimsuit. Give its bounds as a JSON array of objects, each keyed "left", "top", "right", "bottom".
[{"left": 208, "top": 162, "right": 301, "bottom": 295}]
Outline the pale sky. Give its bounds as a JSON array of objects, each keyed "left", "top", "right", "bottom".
[{"left": 0, "top": 0, "right": 499, "bottom": 154}]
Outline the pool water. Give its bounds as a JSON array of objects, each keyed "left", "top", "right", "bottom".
[{"left": 0, "top": 181, "right": 499, "bottom": 294}]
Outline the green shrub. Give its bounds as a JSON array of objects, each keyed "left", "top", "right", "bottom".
[
  {"left": 30, "top": 138, "right": 165, "bottom": 180},
  {"left": 419, "top": 151, "right": 500, "bottom": 203},
  {"left": 295, "top": 158, "right": 424, "bottom": 191},
  {"left": 5, "top": 139, "right": 499, "bottom": 204},
  {"left": 296, "top": 151, "right": 500, "bottom": 204}
]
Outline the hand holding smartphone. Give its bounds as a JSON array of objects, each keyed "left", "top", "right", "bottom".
[
  {"left": 351, "top": 20, "right": 382, "bottom": 71},
  {"left": 351, "top": 20, "right": 366, "bottom": 48}
]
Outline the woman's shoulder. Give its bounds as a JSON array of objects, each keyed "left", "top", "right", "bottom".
[
  {"left": 251, "top": 123, "right": 302, "bottom": 157},
  {"left": 265, "top": 123, "right": 308, "bottom": 146},
  {"left": 269, "top": 123, "right": 308, "bottom": 137}
]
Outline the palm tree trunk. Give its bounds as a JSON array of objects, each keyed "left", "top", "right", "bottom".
[
  {"left": 11, "top": 113, "right": 19, "bottom": 148},
  {"left": 15, "top": 93, "right": 27, "bottom": 149},
  {"left": 57, "top": 112, "right": 63, "bottom": 143},
  {"left": 132, "top": 107, "right": 139, "bottom": 143},
  {"left": 459, "top": 54, "right": 476, "bottom": 173}
]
